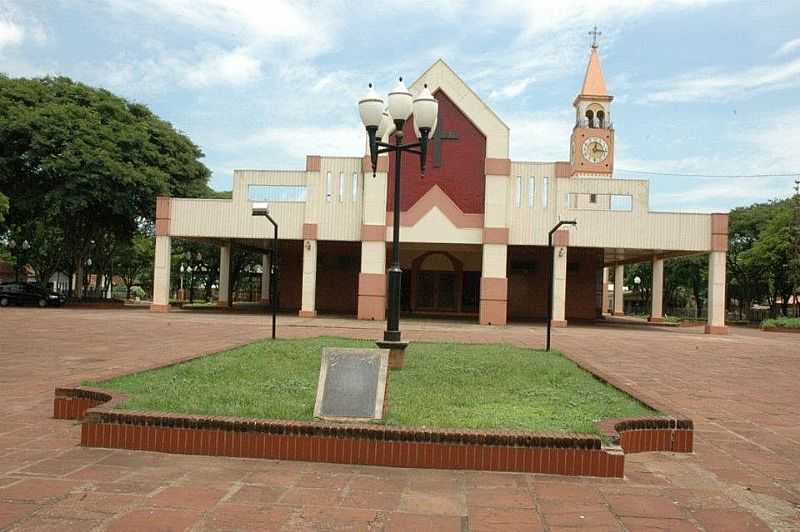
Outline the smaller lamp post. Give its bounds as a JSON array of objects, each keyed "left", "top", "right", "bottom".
[
  {"left": 179, "top": 264, "right": 185, "bottom": 301},
  {"left": 633, "top": 275, "right": 642, "bottom": 314},
  {"left": 86, "top": 257, "right": 93, "bottom": 296},
  {"left": 252, "top": 202, "right": 279, "bottom": 340},
  {"left": 187, "top": 265, "right": 194, "bottom": 303},
  {"left": 546, "top": 220, "right": 577, "bottom": 351}
]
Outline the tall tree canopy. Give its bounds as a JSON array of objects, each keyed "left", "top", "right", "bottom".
[
  {"left": 0, "top": 191, "right": 7, "bottom": 225},
  {"left": 0, "top": 75, "right": 211, "bottom": 291}
]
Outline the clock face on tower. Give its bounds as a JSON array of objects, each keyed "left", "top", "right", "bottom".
[{"left": 582, "top": 137, "right": 609, "bottom": 164}]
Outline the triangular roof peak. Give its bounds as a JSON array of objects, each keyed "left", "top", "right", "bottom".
[
  {"left": 410, "top": 58, "right": 509, "bottom": 159},
  {"left": 577, "top": 46, "right": 610, "bottom": 99}
]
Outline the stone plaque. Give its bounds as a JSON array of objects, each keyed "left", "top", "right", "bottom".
[{"left": 314, "top": 348, "right": 389, "bottom": 420}]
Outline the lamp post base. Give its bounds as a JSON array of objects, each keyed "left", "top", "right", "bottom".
[{"left": 376, "top": 340, "right": 409, "bottom": 369}]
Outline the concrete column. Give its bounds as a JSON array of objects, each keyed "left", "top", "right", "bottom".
[
  {"left": 358, "top": 154, "right": 388, "bottom": 321},
  {"left": 479, "top": 243, "right": 508, "bottom": 325},
  {"left": 260, "top": 254, "right": 270, "bottom": 304},
  {"left": 551, "top": 241, "right": 568, "bottom": 327},
  {"left": 299, "top": 240, "right": 317, "bottom": 317},
  {"left": 613, "top": 264, "right": 625, "bottom": 316},
  {"left": 358, "top": 241, "right": 386, "bottom": 320},
  {"left": 706, "top": 251, "right": 728, "bottom": 334},
  {"left": 218, "top": 244, "right": 232, "bottom": 307},
  {"left": 649, "top": 257, "right": 665, "bottom": 322},
  {"left": 150, "top": 235, "right": 171, "bottom": 312},
  {"left": 601, "top": 267, "right": 610, "bottom": 315}
]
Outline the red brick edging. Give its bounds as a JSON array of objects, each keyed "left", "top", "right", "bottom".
[
  {"left": 54, "top": 382, "right": 692, "bottom": 478},
  {"left": 762, "top": 327, "right": 800, "bottom": 334}
]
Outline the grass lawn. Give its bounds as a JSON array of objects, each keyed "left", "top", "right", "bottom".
[{"left": 87, "top": 336, "right": 657, "bottom": 435}]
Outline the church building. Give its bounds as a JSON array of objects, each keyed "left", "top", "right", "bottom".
[{"left": 150, "top": 44, "right": 729, "bottom": 334}]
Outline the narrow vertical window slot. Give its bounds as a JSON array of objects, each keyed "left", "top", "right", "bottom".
[
  {"left": 542, "top": 177, "right": 549, "bottom": 208},
  {"left": 528, "top": 177, "right": 535, "bottom": 207},
  {"left": 325, "top": 171, "right": 332, "bottom": 202}
]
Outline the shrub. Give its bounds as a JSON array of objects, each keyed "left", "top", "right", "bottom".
[
  {"left": 130, "top": 286, "right": 146, "bottom": 300},
  {"left": 761, "top": 317, "right": 800, "bottom": 329}
]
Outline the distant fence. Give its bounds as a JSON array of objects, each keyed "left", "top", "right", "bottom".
[{"left": 623, "top": 302, "right": 799, "bottom": 323}]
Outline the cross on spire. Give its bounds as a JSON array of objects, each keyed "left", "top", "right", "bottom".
[{"left": 589, "top": 25, "right": 602, "bottom": 48}]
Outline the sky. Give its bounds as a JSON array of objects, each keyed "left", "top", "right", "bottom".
[{"left": 1, "top": 0, "right": 799, "bottom": 213}]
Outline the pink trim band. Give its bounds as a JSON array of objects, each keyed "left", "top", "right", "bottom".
[
  {"left": 306, "top": 155, "right": 321, "bottom": 172},
  {"left": 484, "top": 158, "right": 511, "bottom": 176},
  {"left": 362, "top": 155, "right": 389, "bottom": 174},
  {"left": 553, "top": 229, "right": 570, "bottom": 247},
  {"left": 482, "top": 227, "right": 509, "bottom": 245},
  {"left": 155, "top": 196, "right": 171, "bottom": 236},
  {"left": 358, "top": 273, "right": 386, "bottom": 297},
  {"left": 302, "top": 223, "right": 318, "bottom": 241},
  {"left": 386, "top": 185, "right": 484, "bottom": 229},
  {"left": 361, "top": 224, "right": 386, "bottom": 242},
  {"left": 710, "top": 213, "right": 729, "bottom": 252}
]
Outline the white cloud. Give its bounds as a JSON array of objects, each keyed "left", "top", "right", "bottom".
[
  {"left": 775, "top": 37, "right": 800, "bottom": 57},
  {"left": 103, "top": 0, "right": 340, "bottom": 58},
  {"left": 84, "top": 46, "right": 264, "bottom": 93},
  {"left": 618, "top": 108, "right": 800, "bottom": 211},
  {"left": 239, "top": 126, "right": 364, "bottom": 161},
  {"left": 506, "top": 110, "right": 573, "bottom": 162},
  {"left": 489, "top": 77, "right": 535, "bottom": 100},
  {"left": 640, "top": 57, "right": 800, "bottom": 103},
  {"left": 0, "top": 19, "right": 24, "bottom": 49},
  {"left": 184, "top": 47, "right": 261, "bottom": 88},
  {"left": 479, "top": 0, "right": 723, "bottom": 39}
]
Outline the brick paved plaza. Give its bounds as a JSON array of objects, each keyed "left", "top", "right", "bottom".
[{"left": 1, "top": 308, "right": 798, "bottom": 531}]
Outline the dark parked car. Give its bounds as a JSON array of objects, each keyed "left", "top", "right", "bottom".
[{"left": 0, "top": 282, "right": 65, "bottom": 307}]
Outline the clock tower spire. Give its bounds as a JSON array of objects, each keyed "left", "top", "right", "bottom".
[{"left": 570, "top": 29, "right": 614, "bottom": 176}]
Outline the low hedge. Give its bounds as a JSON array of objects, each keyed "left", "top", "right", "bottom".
[{"left": 761, "top": 316, "right": 800, "bottom": 329}]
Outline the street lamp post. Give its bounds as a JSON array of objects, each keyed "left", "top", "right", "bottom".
[
  {"left": 358, "top": 78, "right": 438, "bottom": 353},
  {"left": 179, "top": 264, "right": 185, "bottom": 301},
  {"left": 546, "top": 220, "right": 577, "bottom": 351},
  {"left": 252, "top": 203, "right": 279, "bottom": 340}
]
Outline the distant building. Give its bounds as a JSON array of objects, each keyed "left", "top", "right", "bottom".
[{"left": 150, "top": 44, "right": 729, "bottom": 334}]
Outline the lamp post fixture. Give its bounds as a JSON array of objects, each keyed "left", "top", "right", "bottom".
[
  {"left": 358, "top": 78, "right": 438, "bottom": 351},
  {"left": 546, "top": 220, "right": 577, "bottom": 351},
  {"left": 252, "top": 202, "right": 279, "bottom": 340}
]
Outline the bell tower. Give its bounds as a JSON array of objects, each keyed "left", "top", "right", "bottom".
[{"left": 570, "top": 27, "right": 614, "bottom": 176}]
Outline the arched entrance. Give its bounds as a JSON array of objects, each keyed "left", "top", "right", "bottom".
[{"left": 410, "top": 251, "right": 464, "bottom": 313}]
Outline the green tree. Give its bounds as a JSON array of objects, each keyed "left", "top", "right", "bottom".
[
  {"left": 665, "top": 255, "right": 707, "bottom": 317},
  {"left": 0, "top": 191, "right": 8, "bottom": 225},
  {"left": 115, "top": 230, "right": 155, "bottom": 300},
  {"left": 0, "top": 75, "right": 211, "bottom": 296},
  {"left": 625, "top": 262, "right": 651, "bottom": 313},
  {"left": 740, "top": 203, "right": 796, "bottom": 315}
]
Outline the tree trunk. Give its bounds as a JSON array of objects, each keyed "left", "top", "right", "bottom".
[
  {"left": 693, "top": 286, "right": 702, "bottom": 318},
  {"left": 74, "top": 260, "right": 84, "bottom": 300}
]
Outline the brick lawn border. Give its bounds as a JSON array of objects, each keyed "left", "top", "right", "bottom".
[
  {"left": 52, "top": 344, "right": 693, "bottom": 479},
  {"left": 762, "top": 327, "right": 800, "bottom": 333}
]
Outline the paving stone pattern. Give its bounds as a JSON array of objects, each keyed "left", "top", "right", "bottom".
[{"left": 1, "top": 307, "right": 798, "bottom": 530}]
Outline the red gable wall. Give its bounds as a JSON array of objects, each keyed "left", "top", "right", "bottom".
[{"left": 387, "top": 90, "right": 487, "bottom": 215}]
